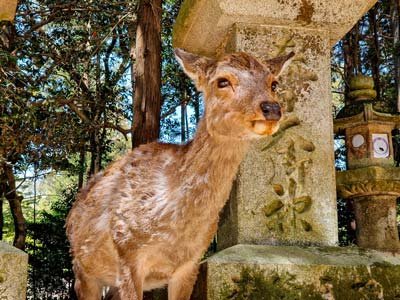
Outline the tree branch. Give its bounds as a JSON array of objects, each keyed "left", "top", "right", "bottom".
[{"left": 103, "top": 122, "right": 131, "bottom": 140}]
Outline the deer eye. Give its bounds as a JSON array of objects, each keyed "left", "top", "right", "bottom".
[
  {"left": 217, "top": 78, "right": 231, "bottom": 88},
  {"left": 271, "top": 81, "right": 279, "bottom": 92}
]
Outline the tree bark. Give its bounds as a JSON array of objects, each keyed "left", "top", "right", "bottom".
[
  {"left": 180, "top": 102, "right": 186, "bottom": 143},
  {"left": 78, "top": 145, "right": 86, "bottom": 190},
  {"left": 89, "top": 131, "right": 101, "bottom": 176},
  {"left": 0, "top": 195, "right": 4, "bottom": 241},
  {"left": 343, "top": 34, "right": 353, "bottom": 104},
  {"left": 3, "top": 164, "right": 26, "bottom": 250},
  {"left": 353, "top": 21, "right": 362, "bottom": 75},
  {"left": 193, "top": 93, "right": 200, "bottom": 124},
  {"left": 131, "top": 0, "right": 162, "bottom": 148},
  {"left": 343, "top": 24, "right": 360, "bottom": 103},
  {"left": 392, "top": 0, "right": 400, "bottom": 111},
  {"left": 368, "top": 7, "right": 381, "bottom": 101},
  {"left": 180, "top": 74, "right": 188, "bottom": 142}
]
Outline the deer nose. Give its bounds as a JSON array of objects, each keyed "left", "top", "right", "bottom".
[{"left": 260, "top": 102, "right": 281, "bottom": 121}]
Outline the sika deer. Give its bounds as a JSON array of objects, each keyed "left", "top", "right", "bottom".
[{"left": 66, "top": 49, "right": 294, "bottom": 300}]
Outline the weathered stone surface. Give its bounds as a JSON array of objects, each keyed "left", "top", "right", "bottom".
[
  {"left": 173, "top": 0, "right": 379, "bottom": 250},
  {"left": 173, "top": 0, "right": 377, "bottom": 56},
  {"left": 0, "top": 242, "right": 28, "bottom": 300},
  {"left": 353, "top": 195, "right": 400, "bottom": 252},
  {"left": 194, "top": 244, "right": 400, "bottom": 300},
  {"left": 0, "top": 0, "right": 18, "bottom": 21},
  {"left": 217, "top": 23, "right": 338, "bottom": 248}
]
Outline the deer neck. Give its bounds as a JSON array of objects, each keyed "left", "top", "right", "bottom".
[{"left": 173, "top": 118, "right": 250, "bottom": 212}]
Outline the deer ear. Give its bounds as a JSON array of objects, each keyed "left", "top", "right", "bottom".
[
  {"left": 174, "top": 48, "right": 214, "bottom": 88},
  {"left": 265, "top": 52, "right": 295, "bottom": 77}
]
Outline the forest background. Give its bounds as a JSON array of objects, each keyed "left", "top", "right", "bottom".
[{"left": 0, "top": 0, "right": 399, "bottom": 298}]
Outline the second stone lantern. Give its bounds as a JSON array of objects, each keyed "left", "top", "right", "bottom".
[{"left": 335, "top": 75, "right": 400, "bottom": 252}]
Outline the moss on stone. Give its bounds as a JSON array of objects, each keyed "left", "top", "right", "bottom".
[
  {"left": 212, "top": 247, "right": 400, "bottom": 300},
  {"left": 172, "top": 0, "right": 197, "bottom": 47},
  {"left": 349, "top": 75, "right": 374, "bottom": 90},
  {"left": 202, "top": 245, "right": 400, "bottom": 299},
  {"left": 219, "top": 266, "right": 324, "bottom": 300},
  {"left": 348, "top": 89, "right": 377, "bottom": 100},
  {"left": 336, "top": 100, "right": 398, "bottom": 119},
  {"left": 322, "top": 266, "right": 400, "bottom": 300},
  {"left": 217, "top": 264, "right": 400, "bottom": 300}
]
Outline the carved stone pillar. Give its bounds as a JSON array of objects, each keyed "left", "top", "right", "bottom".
[
  {"left": 173, "top": 0, "right": 377, "bottom": 249},
  {"left": 217, "top": 23, "right": 338, "bottom": 248}
]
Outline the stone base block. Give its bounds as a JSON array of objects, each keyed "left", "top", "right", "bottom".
[
  {"left": 0, "top": 242, "right": 28, "bottom": 300},
  {"left": 192, "top": 244, "right": 400, "bottom": 300}
]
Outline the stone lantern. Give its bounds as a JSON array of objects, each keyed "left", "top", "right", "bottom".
[{"left": 335, "top": 75, "right": 400, "bottom": 252}]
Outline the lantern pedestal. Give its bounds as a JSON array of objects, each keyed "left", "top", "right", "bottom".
[
  {"left": 336, "top": 166, "right": 400, "bottom": 252},
  {"left": 354, "top": 195, "right": 399, "bottom": 251}
]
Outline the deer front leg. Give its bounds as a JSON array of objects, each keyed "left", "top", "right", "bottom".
[
  {"left": 117, "top": 259, "right": 144, "bottom": 300},
  {"left": 73, "top": 265, "right": 102, "bottom": 300},
  {"left": 168, "top": 262, "right": 199, "bottom": 300}
]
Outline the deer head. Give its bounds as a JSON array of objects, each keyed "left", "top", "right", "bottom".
[{"left": 175, "top": 48, "right": 294, "bottom": 140}]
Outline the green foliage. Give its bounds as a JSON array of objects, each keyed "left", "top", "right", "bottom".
[
  {"left": 25, "top": 183, "right": 77, "bottom": 299},
  {"left": 1, "top": 0, "right": 136, "bottom": 176},
  {"left": 337, "top": 198, "right": 356, "bottom": 247}
]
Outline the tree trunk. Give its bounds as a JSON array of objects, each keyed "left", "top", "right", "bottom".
[
  {"left": 131, "top": 0, "right": 162, "bottom": 148},
  {"left": 193, "top": 93, "right": 200, "bottom": 124},
  {"left": 0, "top": 191, "right": 3, "bottom": 241},
  {"left": 343, "top": 35, "right": 353, "bottom": 104},
  {"left": 180, "top": 102, "right": 186, "bottom": 143},
  {"left": 343, "top": 24, "right": 361, "bottom": 103},
  {"left": 180, "top": 74, "right": 188, "bottom": 142},
  {"left": 353, "top": 21, "right": 362, "bottom": 75},
  {"left": 3, "top": 164, "right": 26, "bottom": 250},
  {"left": 369, "top": 6, "right": 381, "bottom": 101},
  {"left": 78, "top": 145, "right": 86, "bottom": 189},
  {"left": 392, "top": 0, "right": 400, "bottom": 111},
  {"left": 185, "top": 102, "right": 189, "bottom": 140},
  {"left": 89, "top": 131, "right": 101, "bottom": 176}
]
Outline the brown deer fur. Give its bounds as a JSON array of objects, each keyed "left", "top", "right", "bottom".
[{"left": 66, "top": 49, "right": 294, "bottom": 300}]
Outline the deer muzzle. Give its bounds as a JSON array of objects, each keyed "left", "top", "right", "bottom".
[{"left": 260, "top": 102, "right": 281, "bottom": 121}]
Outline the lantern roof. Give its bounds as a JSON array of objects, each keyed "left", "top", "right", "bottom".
[{"left": 334, "top": 103, "right": 400, "bottom": 134}]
